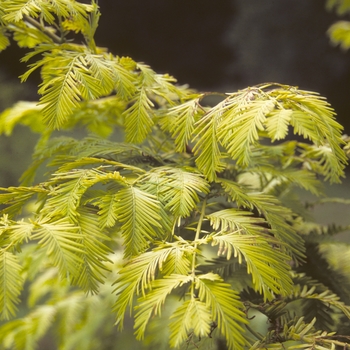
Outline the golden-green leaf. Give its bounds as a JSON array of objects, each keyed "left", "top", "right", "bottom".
[
  {"left": 195, "top": 273, "right": 248, "bottom": 350},
  {"left": 0, "top": 250, "right": 23, "bottom": 320},
  {"left": 31, "top": 217, "right": 84, "bottom": 278},
  {"left": 135, "top": 274, "right": 193, "bottom": 340},
  {"left": 169, "top": 298, "right": 212, "bottom": 348},
  {"left": 115, "top": 186, "right": 162, "bottom": 257}
]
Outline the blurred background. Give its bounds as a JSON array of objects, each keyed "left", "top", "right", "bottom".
[{"left": 0, "top": 0, "right": 349, "bottom": 214}]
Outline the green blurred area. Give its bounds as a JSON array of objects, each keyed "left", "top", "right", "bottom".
[{"left": 0, "top": 71, "right": 39, "bottom": 187}]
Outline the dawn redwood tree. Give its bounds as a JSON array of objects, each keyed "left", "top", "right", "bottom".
[{"left": 0, "top": 1, "right": 350, "bottom": 349}]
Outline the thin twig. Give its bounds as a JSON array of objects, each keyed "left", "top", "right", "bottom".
[{"left": 23, "top": 14, "right": 62, "bottom": 44}]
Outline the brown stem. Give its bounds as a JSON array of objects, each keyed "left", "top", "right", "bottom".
[{"left": 23, "top": 14, "right": 62, "bottom": 44}]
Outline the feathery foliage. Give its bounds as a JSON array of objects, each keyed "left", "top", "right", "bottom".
[{"left": 0, "top": 1, "right": 349, "bottom": 349}]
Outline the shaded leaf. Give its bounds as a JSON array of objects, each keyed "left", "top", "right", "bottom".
[{"left": 135, "top": 274, "right": 193, "bottom": 340}]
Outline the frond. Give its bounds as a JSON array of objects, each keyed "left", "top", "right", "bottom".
[
  {"left": 115, "top": 186, "right": 162, "bottom": 257},
  {"left": 123, "top": 87, "right": 155, "bottom": 143},
  {"left": 34, "top": 51, "right": 85, "bottom": 127},
  {"left": 43, "top": 168, "right": 102, "bottom": 222},
  {"left": 65, "top": 136, "right": 146, "bottom": 162},
  {"left": 218, "top": 178, "right": 305, "bottom": 262},
  {"left": 31, "top": 217, "right": 84, "bottom": 278},
  {"left": 20, "top": 134, "right": 73, "bottom": 185},
  {"left": 169, "top": 297, "right": 212, "bottom": 348},
  {"left": 320, "top": 242, "right": 350, "bottom": 279},
  {"left": 2, "top": 0, "right": 92, "bottom": 24},
  {"left": 0, "top": 186, "right": 48, "bottom": 218},
  {"left": 0, "top": 5, "right": 5, "bottom": 23},
  {"left": 121, "top": 56, "right": 179, "bottom": 142},
  {"left": 155, "top": 241, "right": 192, "bottom": 276},
  {"left": 160, "top": 95, "right": 203, "bottom": 152},
  {"left": 49, "top": 0, "right": 94, "bottom": 26},
  {"left": 112, "top": 56, "right": 137, "bottom": 100},
  {"left": 160, "top": 167, "right": 210, "bottom": 219},
  {"left": 113, "top": 241, "right": 194, "bottom": 329},
  {"left": 309, "top": 196, "right": 350, "bottom": 206},
  {"left": 17, "top": 242, "right": 48, "bottom": 282},
  {"left": 135, "top": 274, "right": 193, "bottom": 340},
  {"left": 37, "top": 51, "right": 107, "bottom": 128},
  {"left": 195, "top": 273, "right": 248, "bottom": 350},
  {"left": 43, "top": 168, "right": 128, "bottom": 223},
  {"left": 192, "top": 85, "right": 346, "bottom": 182},
  {"left": 208, "top": 230, "right": 293, "bottom": 300},
  {"left": 75, "top": 53, "right": 117, "bottom": 97},
  {"left": 299, "top": 142, "right": 347, "bottom": 183},
  {"left": 1, "top": 218, "right": 35, "bottom": 247},
  {"left": 137, "top": 173, "right": 174, "bottom": 236},
  {"left": 254, "top": 271, "right": 350, "bottom": 332},
  {"left": 94, "top": 193, "right": 119, "bottom": 229},
  {"left": 141, "top": 166, "right": 210, "bottom": 222},
  {"left": 192, "top": 102, "right": 226, "bottom": 181},
  {"left": 279, "top": 91, "right": 346, "bottom": 182},
  {"left": 0, "top": 250, "right": 23, "bottom": 320},
  {"left": 23, "top": 263, "right": 113, "bottom": 349},
  {"left": 248, "top": 192, "right": 305, "bottom": 261},
  {"left": 207, "top": 208, "right": 268, "bottom": 236},
  {"left": 218, "top": 98, "right": 276, "bottom": 167},
  {"left": 54, "top": 294, "right": 115, "bottom": 350},
  {"left": 136, "top": 62, "right": 190, "bottom": 104},
  {"left": 54, "top": 293, "right": 97, "bottom": 349},
  {"left": 3, "top": 0, "right": 55, "bottom": 23},
  {"left": 264, "top": 108, "right": 293, "bottom": 141},
  {"left": 0, "top": 1, "right": 349, "bottom": 345},
  {"left": 20, "top": 48, "right": 135, "bottom": 130},
  {"left": 72, "top": 207, "right": 113, "bottom": 293}
]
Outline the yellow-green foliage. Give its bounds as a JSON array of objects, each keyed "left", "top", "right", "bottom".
[
  {"left": 0, "top": 1, "right": 350, "bottom": 349},
  {"left": 328, "top": 0, "right": 350, "bottom": 49}
]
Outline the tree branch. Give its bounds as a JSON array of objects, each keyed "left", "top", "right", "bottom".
[{"left": 23, "top": 15, "right": 62, "bottom": 44}]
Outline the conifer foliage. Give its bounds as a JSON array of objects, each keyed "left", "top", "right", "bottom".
[{"left": 0, "top": 1, "right": 350, "bottom": 349}]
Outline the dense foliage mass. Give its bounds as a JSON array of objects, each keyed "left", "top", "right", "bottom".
[{"left": 0, "top": 1, "right": 350, "bottom": 349}]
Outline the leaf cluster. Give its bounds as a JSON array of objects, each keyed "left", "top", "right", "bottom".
[{"left": 0, "top": 1, "right": 350, "bottom": 350}]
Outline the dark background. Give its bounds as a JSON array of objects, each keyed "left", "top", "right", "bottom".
[{"left": 1, "top": 0, "right": 350, "bottom": 187}]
